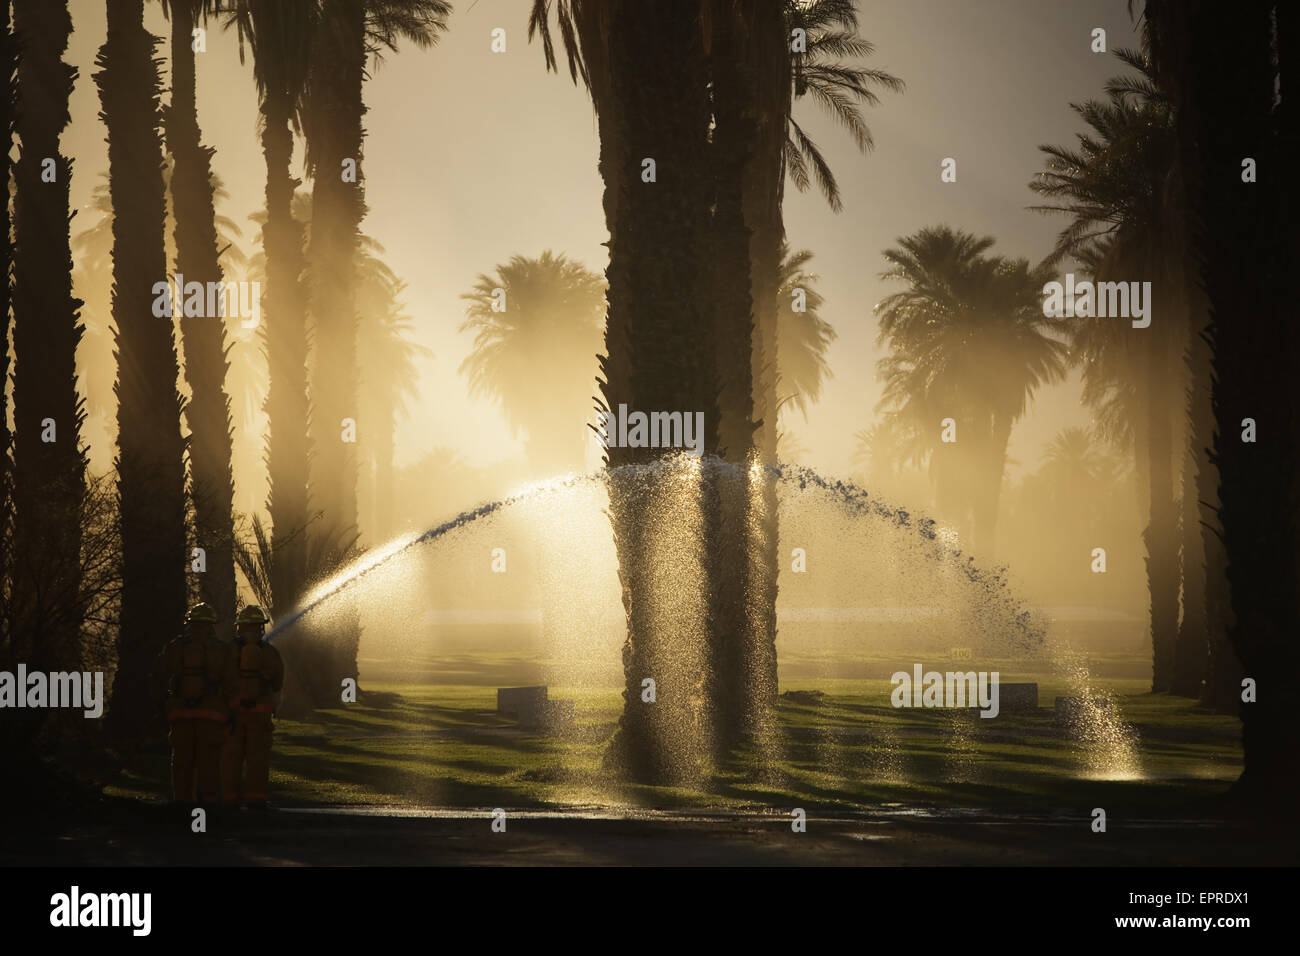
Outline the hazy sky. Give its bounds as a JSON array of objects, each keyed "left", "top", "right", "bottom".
[{"left": 62, "top": 0, "right": 1141, "bottom": 494}]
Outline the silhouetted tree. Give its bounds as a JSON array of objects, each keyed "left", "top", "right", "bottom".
[
  {"left": 1138, "top": 2, "right": 1239, "bottom": 710},
  {"left": 599, "top": 0, "right": 717, "bottom": 782},
  {"left": 10, "top": 0, "right": 87, "bottom": 687},
  {"left": 459, "top": 251, "right": 604, "bottom": 476},
  {"left": 96, "top": 0, "right": 189, "bottom": 742},
  {"left": 876, "top": 226, "right": 1068, "bottom": 557},
  {"left": 1149, "top": 0, "right": 1300, "bottom": 811},
  {"left": 162, "top": 0, "right": 238, "bottom": 631},
  {"left": 1031, "top": 51, "right": 1186, "bottom": 693},
  {"left": 751, "top": 0, "right": 903, "bottom": 694},
  {"left": 228, "top": 0, "right": 318, "bottom": 620},
  {"left": 303, "top": 0, "right": 449, "bottom": 701},
  {"left": 73, "top": 169, "right": 246, "bottom": 473}
]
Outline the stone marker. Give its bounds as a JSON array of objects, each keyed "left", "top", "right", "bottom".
[
  {"left": 998, "top": 682, "right": 1038, "bottom": 711},
  {"left": 497, "top": 685, "right": 547, "bottom": 726}
]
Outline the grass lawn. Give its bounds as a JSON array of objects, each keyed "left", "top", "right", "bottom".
[{"left": 100, "top": 655, "right": 1242, "bottom": 817}]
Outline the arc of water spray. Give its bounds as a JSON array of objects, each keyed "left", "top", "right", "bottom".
[
  {"left": 264, "top": 459, "right": 1042, "bottom": 649},
  {"left": 265, "top": 474, "right": 595, "bottom": 641},
  {"left": 266, "top": 459, "right": 736, "bottom": 640}
]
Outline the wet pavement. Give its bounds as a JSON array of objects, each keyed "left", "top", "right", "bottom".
[{"left": 13, "top": 802, "right": 1291, "bottom": 866}]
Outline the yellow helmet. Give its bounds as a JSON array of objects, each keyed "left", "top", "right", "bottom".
[
  {"left": 185, "top": 603, "right": 218, "bottom": 625},
  {"left": 236, "top": 605, "right": 270, "bottom": 627}
]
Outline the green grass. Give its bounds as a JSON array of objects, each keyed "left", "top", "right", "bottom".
[{"left": 99, "top": 661, "right": 1242, "bottom": 816}]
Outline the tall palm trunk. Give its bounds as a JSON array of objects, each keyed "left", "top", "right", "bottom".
[
  {"left": 304, "top": 0, "right": 366, "bottom": 703},
  {"left": 1178, "top": 0, "right": 1299, "bottom": 809},
  {"left": 261, "top": 94, "right": 311, "bottom": 622},
  {"left": 166, "top": 0, "right": 237, "bottom": 630},
  {"left": 707, "top": 0, "right": 760, "bottom": 750},
  {"left": 742, "top": 0, "right": 790, "bottom": 711},
  {"left": 603, "top": 0, "right": 714, "bottom": 783},
  {"left": 1173, "top": 379, "right": 1205, "bottom": 697},
  {"left": 96, "top": 0, "right": 189, "bottom": 741},
  {"left": 1198, "top": 450, "right": 1237, "bottom": 711},
  {"left": 11, "top": 0, "right": 86, "bottom": 684},
  {"left": 1148, "top": 0, "right": 1238, "bottom": 713},
  {"left": 1173, "top": 287, "right": 1223, "bottom": 698},
  {"left": 1145, "top": 323, "right": 1179, "bottom": 693}
]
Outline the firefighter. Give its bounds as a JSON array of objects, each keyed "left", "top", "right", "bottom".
[
  {"left": 221, "top": 605, "right": 284, "bottom": 809},
  {"left": 161, "top": 603, "right": 229, "bottom": 805}
]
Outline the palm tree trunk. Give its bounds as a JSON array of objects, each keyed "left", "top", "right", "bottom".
[
  {"left": 258, "top": 84, "right": 315, "bottom": 722},
  {"left": 602, "top": 0, "right": 715, "bottom": 784},
  {"left": 742, "top": 0, "right": 790, "bottom": 714},
  {"left": 11, "top": 0, "right": 86, "bottom": 687},
  {"left": 1172, "top": 386, "right": 1205, "bottom": 697},
  {"left": 166, "top": 0, "right": 237, "bottom": 631},
  {"left": 305, "top": 0, "right": 366, "bottom": 700},
  {"left": 96, "top": 0, "right": 189, "bottom": 742},
  {"left": 1199, "top": 504, "right": 1237, "bottom": 712},
  {"left": 707, "top": 0, "right": 760, "bottom": 751},
  {"left": 1145, "top": 332, "right": 1179, "bottom": 693},
  {"left": 1180, "top": 0, "right": 1299, "bottom": 809},
  {"left": 1173, "top": 290, "right": 1214, "bottom": 698},
  {"left": 261, "top": 89, "right": 310, "bottom": 620}
]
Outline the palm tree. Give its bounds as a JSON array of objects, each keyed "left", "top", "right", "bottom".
[
  {"left": 782, "top": 0, "right": 905, "bottom": 212},
  {"left": 96, "top": 0, "right": 189, "bottom": 741},
  {"left": 525, "top": 3, "right": 660, "bottom": 775},
  {"left": 1036, "top": 426, "right": 1127, "bottom": 509},
  {"left": 227, "top": 0, "right": 318, "bottom": 620},
  {"left": 1133, "top": 10, "right": 1237, "bottom": 707},
  {"left": 303, "top": 0, "right": 449, "bottom": 700},
  {"left": 302, "top": 0, "right": 366, "bottom": 571},
  {"left": 527, "top": 0, "right": 897, "bottom": 744},
  {"left": 599, "top": 0, "right": 717, "bottom": 782},
  {"left": 74, "top": 170, "right": 246, "bottom": 472},
  {"left": 9, "top": 0, "right": 87, "bottom": 685},
  {"left": 1147, "top": 0, "right": 1300, "bottom": 810},
  {"left": 459, "top": 252, "right": 605, "bottom": 477},
  {"left": 162, "top": 0, "right": 238, "bottom": 631},
  {"left": 752, "top": 0, "right": 901, "bottom": 710},
  {"left": 875, "top": 226, "right": 1069, "bottom": 557},
  {"left": 705, "top": 1, "right": 763, "bottom": 751},
  {"left": 1031, "top": 50, "right": 1185, "bottom": 693}
]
